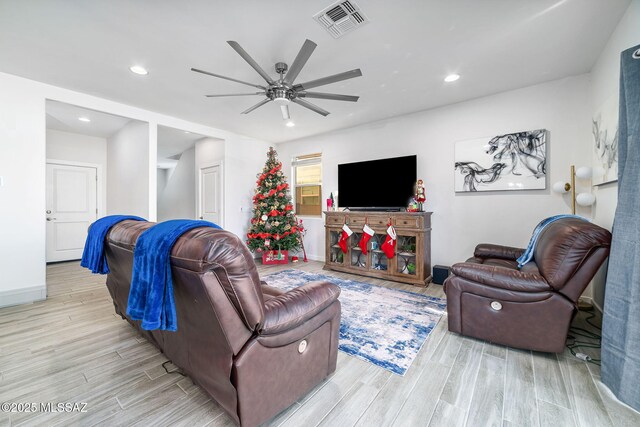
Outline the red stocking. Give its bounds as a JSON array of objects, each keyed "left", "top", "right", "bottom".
[
  {"left": 381, "top": 225, "right": 397, "bottom": 258},
  {"left": 338, "top": 224, "right": 352, "bottom": 253},
  {"left": 358, "top": 224, "right": 375, "bottom": 254}
]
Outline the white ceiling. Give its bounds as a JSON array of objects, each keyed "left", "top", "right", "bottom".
[
  {"left": 2, "top": 0, "right": 631, "bottom": 143},
  {"left": 46, "top": 100, "right": 132, "bottom": 138}
]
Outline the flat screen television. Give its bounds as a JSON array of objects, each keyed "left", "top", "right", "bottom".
[{"left": 338, "top": 155, "right": 417, "bottom": 210}]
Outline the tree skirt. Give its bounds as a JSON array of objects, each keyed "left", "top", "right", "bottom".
[{"left": 263, "top": 270, "right": 447, "bottom": 376}]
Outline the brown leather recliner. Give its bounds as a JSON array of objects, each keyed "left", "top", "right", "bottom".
[
  {"left": 104, "top": 220, "right": 341, "bottom": 427},
  {"left": 443, "top": 218, "right": 611, "bottom": 353}
]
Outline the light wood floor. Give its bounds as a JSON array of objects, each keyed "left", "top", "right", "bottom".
[{"left": 1, "top": 261, "right": 638, "bottom": 427}]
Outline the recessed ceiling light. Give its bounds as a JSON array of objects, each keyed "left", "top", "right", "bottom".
[
  {"left": 285, "top": 121, "right": 295, "bottom": 127},
  {"left": 184, "top": 131, "right": 191, "bottom": 134},
  {"left": 78, "top": 117, "right": 91, "bottom": 122},
  {"left": 444, "top": 74, "right": 460, "bottom": 83},
  {"left": 129, "top": 65, "right": 148, "bottom": 75}
]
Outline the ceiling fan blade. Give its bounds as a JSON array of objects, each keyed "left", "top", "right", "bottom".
[
  {"left": 241, "top": 98, "right": 271, "bottom": 114},
  {"left": 281, "top": 105, "right": 290, "bottom": 120},
  {"left": 191, "top": 68, "right": 265, "bottom": 90},
  {"left": 205, "top": 92, "right": 263, "bottom": 98},
  {"left": 283, "top": 39, "right": 317, "bottom": 85},
  {"left": 292, "top": 98, "right": 330, "bottom": 116},
  {"left": 298, "top": 92, "right": 359, "bottom": 102},
  {"left": 293, "top": 69, "right": 362, "bottom": 91},
  {"left": 227, "top": 41, "right": 275, "bottom": 85}
]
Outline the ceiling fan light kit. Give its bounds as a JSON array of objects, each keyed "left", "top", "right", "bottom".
[{"left": 192, "top": 39, "right": 362, "bottom": 120}]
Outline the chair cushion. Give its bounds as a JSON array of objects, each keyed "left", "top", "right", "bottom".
[{"left": 533, "top": 218, "right": 612, "bottom": 290}]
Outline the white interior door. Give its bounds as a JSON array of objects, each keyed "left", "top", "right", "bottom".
[
  {"left": 46, "top": 163, "right": 98, "bottom": 262},
  {"left": 198, "top": 164, "right": 222, "bottom": 225}
]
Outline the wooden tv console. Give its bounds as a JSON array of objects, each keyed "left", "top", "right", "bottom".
[{"left": 324, "top": 211, "right": 432, "bottom": 286}]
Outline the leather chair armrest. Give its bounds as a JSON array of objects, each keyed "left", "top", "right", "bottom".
[
  {"left": 473, "top": 243, "right": 525, "bottom": 260},
  {"left": 260, "top": 281, "right": 341, "bottom": 335},
  {"left": 261, "top": 283, "right": 285, "bottom": 299},
  {"left": 450, "top": 262, "right": 551, "bottom": 292}
]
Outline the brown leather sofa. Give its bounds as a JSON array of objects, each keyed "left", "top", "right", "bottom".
[
  {"left": 104, "top": 220, "right": 341, "bottom": 427},
  {"left": 444, "top": 218, "right": 611, "bottom": 353}
]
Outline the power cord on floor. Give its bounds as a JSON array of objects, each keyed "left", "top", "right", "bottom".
[
  {"left": 566, "top": 306, "right": 602, "bottom": 366},
  {"left": 162, "top": 360, "right": 187, "bottom": 377}
]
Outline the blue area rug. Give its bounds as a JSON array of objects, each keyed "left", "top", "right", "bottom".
[{"left": 263, "top": 270, "right": 446, "bottom": 376}]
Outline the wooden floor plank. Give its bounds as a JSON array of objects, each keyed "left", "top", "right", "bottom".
[
  {"left": 317, "top": 369, "right": 390, "bottom": 427},
  {"left": 353, "top": 318, "right": 449, "bottom": 427},
  {"left": 439, "top": 336, "right": 483, "bottom": 411},
  {"left": 392, "top": 360, "right": 451, "bottom": 426},
  {"left": 532, "top": 351, "right": 572, "bottom": 410},
  {"left": 465, "top": 353, "right": 505, "bottom": 427},
  {"left": 115, "top": 372, "right": 185, "bottom": 409},
  {"left": 537, "top": 399, "right": 576, "bottom": 427},
  {"left": 503, "top": 348, "right": 538, "bottom": 427},
  {"left": 561, "top": 357, "right": 613, "bottom": 427},
  {"left": 428, "top": 399, "right": 466, "bottom": 427},
  {"left": 278, "top": 360, "right": 373, "bottom": 427},
  {"left": 483, "top": 341, "right": 507, "bottom": 360}
]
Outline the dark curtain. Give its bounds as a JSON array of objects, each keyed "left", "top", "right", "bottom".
[{"left": 601, "top": 43, "right": 640, "bottom": 411}]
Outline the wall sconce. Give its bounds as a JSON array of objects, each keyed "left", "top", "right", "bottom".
[{"left": 552, "top": 165, "right": 595, "bottom": 214}]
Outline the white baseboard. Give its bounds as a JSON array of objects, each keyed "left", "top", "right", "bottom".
[
  {"left": 0, "top": 285, "right": 46, "bottom": 308},
  {"left": 579, "top": 296, "right": 603, "bottom": 315},
  {"left": 302, "top": 253, "right": 325, "bottom": 262}
]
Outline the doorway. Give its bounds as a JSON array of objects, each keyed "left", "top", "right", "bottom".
[
  {"left": 156, "top": 126, "right": 225, "bottom": 226},
  {"left": 45, "top": 162, "right": 98, "bottom": 262},
  {"left": 45, "top": 100, "right": 148, "bottom": 266},
  {"left": 198, "top": 163, "right": 223, "bottom": 225}
]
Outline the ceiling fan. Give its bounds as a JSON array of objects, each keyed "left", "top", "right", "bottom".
[{"left": 191, "top": 39, "right": 362, "bottom": 120}]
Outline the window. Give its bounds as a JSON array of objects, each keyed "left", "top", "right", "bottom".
[{"left": 293, "top": 153, "right": 322, "bottom": 216}]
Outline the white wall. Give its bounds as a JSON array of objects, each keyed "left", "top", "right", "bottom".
[
  {"left": 46, "top": 129, "right": 108, "bottom": 215},
  {"left": 0, "top": 74, "right": 47, "bottom": 306},
  {"left": 157, "top": 167, "right": 168, "bottom": 197},
  {"left": 277, "top": 75, "right": 593, "bottom": 265},
  {"left": 225, "top": 138, "right": 272, "bottom": 240},
  {"left": 588, "top": 0, "right": 640, "bottom": 309},
  {"left": 0, "top": 71, "right": 268, "bottom": 307},
  {"left": 157, "top": 147, "right": 196, "bottom": 222},
  {"left": 195, "top": 137, "right": 225, "bottom": 166},
  {"left": 47, "top": 129, "right": 108, "bottom": 165},
  {"left": 107, "top": 121, "right": 150, "bottom": 218}
]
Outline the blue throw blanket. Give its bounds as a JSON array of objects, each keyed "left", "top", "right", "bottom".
[
  {"left": 517, "top": 214, "right": 587, "bottom": 268},
  {"left": 81, "top": 215, "right": 146, "bottom": 274},
  {"left": 127, "top": 219, "right": 221, "bottom": 331}
]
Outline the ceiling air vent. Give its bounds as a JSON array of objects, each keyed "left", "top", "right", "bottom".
[{"left": 313, "top": 1, "right": 370, "bottom": 39}]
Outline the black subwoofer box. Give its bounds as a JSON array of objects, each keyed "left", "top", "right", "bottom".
[{"left": 432, "top": 265, "right": 450, "bottom": 285}]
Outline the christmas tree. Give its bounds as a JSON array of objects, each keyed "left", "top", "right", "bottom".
[{"left": 246, "top": 147, "right": 303, "bottom": 254}]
